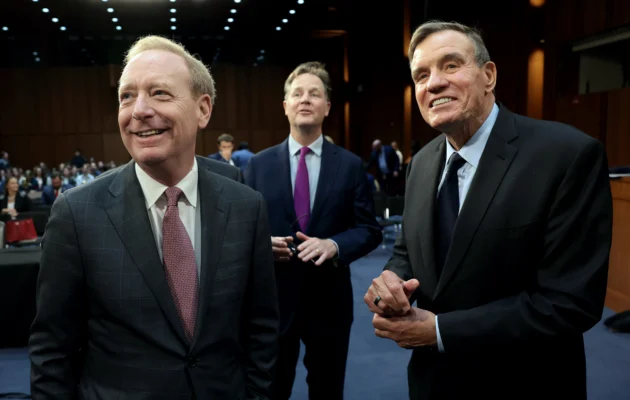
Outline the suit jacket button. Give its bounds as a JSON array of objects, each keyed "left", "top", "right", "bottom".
[{"left": 188, "top": 357, "right": 197, "bottom": 367}]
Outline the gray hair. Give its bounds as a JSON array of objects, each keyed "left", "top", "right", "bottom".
[{"left": 408, "top": 20, "right": 491, "bottom": 67}]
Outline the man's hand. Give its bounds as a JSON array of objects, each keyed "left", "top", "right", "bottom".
[
  {"left": 295, "top": 232, "right": 337, "bottom": 266},
  {"left": 364, "top": 270, "right": 419, "bottom": 316},
  {"left": 373, "top": 308, "right": 437, "bottom": 349},
  {"left": 271, "top": 236, "right": 294, "bottom": 262}
]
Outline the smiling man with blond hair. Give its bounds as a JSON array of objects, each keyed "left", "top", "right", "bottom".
[{"left": 29, "top": 35, "right": 279, "bottom": 400}]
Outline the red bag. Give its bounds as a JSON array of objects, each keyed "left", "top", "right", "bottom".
[{"left": 5, "top": 218, "right": 38, "bottom": 243}]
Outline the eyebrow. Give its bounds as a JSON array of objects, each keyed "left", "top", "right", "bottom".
[
  {"left": 118, "top": 81, "right": 173, "bottom": 94},
  {"left": 411, "top": 51, "right": 467, "bottom": 81}
]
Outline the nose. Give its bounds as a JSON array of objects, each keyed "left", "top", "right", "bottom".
[
  {"left": 299, "top": 92, "right": 312, "bottom": 104},
  {"left": 131, "top": 93, "right": 156, "bottom": 121},
  {"left": 426, "top": 70, "right": 448, "bottom": 94}
]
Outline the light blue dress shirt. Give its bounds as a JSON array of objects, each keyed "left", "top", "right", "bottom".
[
  {"left": 435, "top": 103, "right": 499, "bottom": 352},
  {"left": 288, "top": 134, "right": 340, "bottom": 256}
]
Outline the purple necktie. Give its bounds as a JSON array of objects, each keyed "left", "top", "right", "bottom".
[
  {"left": 294, "top": 147, "right": 311, "bottom": 232},
  {"left": 162, "top": 187, "right": 198, "bottom": 341}
]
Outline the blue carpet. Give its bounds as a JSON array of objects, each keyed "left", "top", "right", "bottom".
[{"left": 2, "top": 246, "right": 629, "bottom": 399}]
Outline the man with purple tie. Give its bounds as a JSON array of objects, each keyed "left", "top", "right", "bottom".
[{"left": 244, "top": 61, "right": 382, "bottom": 400}]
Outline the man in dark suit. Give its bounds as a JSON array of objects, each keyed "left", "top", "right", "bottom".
[
  {"left": 208, "top": 133, "right": 237, "bottom": 167},
  {"left": 244, "top": 62, "right": 382, "bottom": 400},
  {"left": 367, "top": 140, "right": 400, "bottom": 196},
  {"left": 29, "top": 36, "right": 278, "bottom": 400},
  {"left": 41, "top": 173, "right": 72, "bottom": 205},
  {"left": 364, "top": 21, "right": 612, "bottom": 399}
]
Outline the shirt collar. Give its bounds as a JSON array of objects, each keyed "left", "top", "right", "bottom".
[
  {"left": 444, "top": 102, "right": 499, "bottom": 169},
  {"left": 288, "top": 134, "right": 324, "bottom": 157},
  {"left": 135, "top": 158, "right": 198, "bottom": 209}
]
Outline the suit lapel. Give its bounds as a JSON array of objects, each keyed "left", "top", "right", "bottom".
[
  {"left": 277, "top": 140, "right": 298, "bottom": 226},
  {"left": 104, "top": 162, "right": 188, "bottom": 344},
  {"left": 434, "top": 108, "right": 519, "bottom": 298},
  {"left": 191, "top": 165, "right": 229, "bottom": 348},
  {"left": 409, "top": 139, "right": 445, "bottom": 299},
  {"left": 309, "top": 140, "right": 340, "bottom": 234}
]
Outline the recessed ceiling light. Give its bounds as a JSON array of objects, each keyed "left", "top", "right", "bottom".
[
  {"left": 33, "top": 51, "right": 38, "bottom": 56},
  {"left": 224, "top": 26, "right": 230, "bottom": 30},
  {"left": 228, "top": 18, "right": 234, "bottom": 23},
  {"left": 170, "top": 8, "right": 176, "bottom": 13},
  {"left": 112, "top": 17, "right": 118, "bottom": 22},
  {"left": 35, "top": 57, "right": 41, "bottom": 62},
  {"left": 234, "top": 0, "right": 241, "bottom": 3},
  {"left": 230, "top": 9, "right": 237, "bottom": 13},
  {"left": 170, "top": 18, "right": 176, "bottom": 22},
  {"left": 171, "top": 26, "right": 177, "bottom": 30},
  {"left": 2, "top": 26, "right": 8, "bottom": 31},
  {"left": 52, "top": 17, "right": 59, "bottom": 23},
  {"left": 60, "top": 26, "right": 66, "bottom": 31},
  {"left": 116, "top": 26, "right": 122, "bottom": 31},
  {"left": 32, "top": 0, "right": 38, "bottom": 2},
  {"left": 289, "top": 9, "right": 296, "bottom": 14},
  {"left": 276, "top": 26, "right": 281, "bottom": 31},
  {"left": 102, "top": 0, "right": 108, "bottom": 2},
  {"left": 42, "top": 8, "right": 49, "bottom": 13},
  {"left": 107, "top": 8, "right": 114, "bottom": 12},
  {"left": 170, "top": 0, "right": 176, "bottom": 2},
  {"left": 298, "top": 0, "right": 304, "bottom": 3},
  {"left": 282, "top": 18, "right": 288, "bottom": 23},
  {"left": 260, "top": 49, "right": 265, "bottom": 53}
]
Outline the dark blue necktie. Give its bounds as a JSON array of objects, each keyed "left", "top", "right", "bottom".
[{"left": 435, "top": 152, "right": 466, "bottom": 277}]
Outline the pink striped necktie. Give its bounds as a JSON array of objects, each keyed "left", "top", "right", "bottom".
[
  {"left": 294, "top": 147, "right": 311, "bottom": 232},
  {"left": 162, "top": 186, "right": 198, "bottom": 341}
]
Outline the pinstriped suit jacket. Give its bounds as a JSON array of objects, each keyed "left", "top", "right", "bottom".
[{"left": 29, "top": 156, "right": 279, "bottom": 400}]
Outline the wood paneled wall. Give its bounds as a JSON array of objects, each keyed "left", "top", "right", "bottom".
[{"left": 0, "top": 62, "right": 344, "bottom": 169}]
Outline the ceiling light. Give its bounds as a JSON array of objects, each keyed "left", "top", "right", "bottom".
[
  {"left": 298, "top": 0, "right": 304, "bottom": 3},
  {"left": 107, "top": 8, "right": 114, "bottom": 12},
  {"left": 224, "top": 26, "right": 230, "bottom": 30},
  {"left": 234, "top": 0, "right": 241, "bottom": 3},
  {"left": 32, "top": 0, "right": 38, "bottom": 2},
  {"left": 35, "top": 57, "right": 41, "bottom": 62},
  {"left": 33, "top": 51, "right": 38, "bottom": 56},
  {"left": 289, "top": 9, "right": 296, "bottom": 14},
  {"left": 102, "top": 0, "right": 108, "bottom": 2},
  {"left": 116, "top": 26, "right": 122, "bottom": 31},
  {"left": 60, "top": 26, "right": 66, "bottom": 31},
  {"left": 170, "top": 0, "right": 176, "bottom": 2},
  {"left": 228, "top": 18, "right": 234, "bottom": 22},
  {"left": 2, "top": 26, "right": 8, "bottom": 31},
  {"left": 230, "top": 9, "right": 237, "bottom": 13},
  {"left": 170, "top": 8, "right": 176, "bottom": 13},
  {"left": 171, "top": 26, "right": 176, "bottom": 30},
  {"left": 276, "top": 26, "right": 281, "bottom": 31},
  {"left": 282, "top": 18, "right": 288, "bottom": 23},
  {"left": 52, "top": 17, "right": 59, "bottom": 22},
  {"left": 260, "top": 49, "right": 265, "bottom": 53},
  {"left": 170, "top": 18, "right": 176, "bottom": 22},
  {"left": 112, "top": 17, "right": 118, "bottom": 22},
  {"left": 42, "top": 8, "right": 49, "bottom": 13}
]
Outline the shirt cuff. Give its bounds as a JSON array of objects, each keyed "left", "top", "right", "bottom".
[
  {"left": 329, "top": 239, "right": 340, "bottom": 260},
  {"left": 436, "top": 315, "right": 445, "bottom": 352}
]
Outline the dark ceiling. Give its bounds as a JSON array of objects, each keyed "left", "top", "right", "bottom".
[{"left": 0, "top": 0, "right": 349, "bottom": 67}]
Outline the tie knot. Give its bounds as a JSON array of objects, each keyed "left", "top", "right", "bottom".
[
  {"left": 164, "top": 187, "right": 183, "bottom": 207},
  {"left": 299, "top": 147, "right": 311, "bottom": 158},
  {"left": 448, "top": 152, "right": 466, "bottom": 174}
]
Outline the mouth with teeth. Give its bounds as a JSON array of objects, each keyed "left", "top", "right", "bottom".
[
  {"left": 134, "top": 129, "right": 167, "bottom": 138},
  {"left": 431, "top": 97, "right": 454, "bottom": 108}
]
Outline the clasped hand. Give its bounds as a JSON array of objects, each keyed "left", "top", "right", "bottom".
[
  {"left": 364, "top": 270, "right": 437, "bottom": 348},
  {"left": 270, "top": 232, "right": 337, "bottom": 266}
]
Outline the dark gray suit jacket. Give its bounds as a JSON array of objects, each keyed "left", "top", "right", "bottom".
[
  {"left": 386, "top": 105, "right": 612, "bottom": 399},
  {"left": 29, "top": 156, "right": 278, "bottom": 399}
]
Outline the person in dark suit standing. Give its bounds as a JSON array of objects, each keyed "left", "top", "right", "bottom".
[
  {"left": 364, "top": 21, "right": 612, "bottom": 399},
  {"left": 367, "top": 140, "right": 400, "bottom": 196},
  {"left": 41, "top": 173, "right": 73, "bottom": 205},
  {"left": 244, "top": 61, "right": 382, "bottom": 400},
  {"left": 29, "top": 36, "right": 278, "bottom": 400}
]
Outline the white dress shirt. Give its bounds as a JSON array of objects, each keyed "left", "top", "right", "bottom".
[
  {"left": 434, "top": 103, "right": 499, "bottom": 352},
  {"left": 135, "top": 159, "right": 202, "bottom": 278},
  {"left": 287, "top": 134, "right": 339, "bottom": 256}
]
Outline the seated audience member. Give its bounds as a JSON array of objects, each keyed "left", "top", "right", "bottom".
[
  {"left": 208, "top": 133, "right": 237, "bottom": 166},
  {"left": 42, "top": 173, "right": 72, "bottom": 205},
  {"left": 1, "top": 177, "right": 32, "bottom": 217}
]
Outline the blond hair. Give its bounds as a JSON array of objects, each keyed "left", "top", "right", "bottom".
[
  {"left": 122, "top": 35, "right": 216, "bottom": 104},
  {"left": 284, "top": 61, "right": 332, "bottom": 101}
]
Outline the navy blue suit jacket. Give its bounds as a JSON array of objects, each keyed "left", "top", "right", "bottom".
[
  {"left": 41, "top": 184, "right": 73, "bottom": 206},
  {"left": 244, "top": 138, "right": 382, "bottom": 331}
]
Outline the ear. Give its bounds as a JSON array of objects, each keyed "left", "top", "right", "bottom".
[
  {"left": 197, "top": 94, "right": 212, "bottom": 130},
  {"left": 325, "top": 101, "right": 331, "bottom": 117},
  {"left": 483, "top": 61, "right": 497, "bottom": 94},
  {"left": 283, "top": 100, "right": 288, "bottom": 116}
]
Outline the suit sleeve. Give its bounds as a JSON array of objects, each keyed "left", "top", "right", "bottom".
[
  {"left": 243, "top": 156, "right": 255, "bottom": 189},
  {"left": 29, "top": 193, "right": 87, "bottom": 399},
  {"left": 244, "top": 192, "right": 279, "bottom": 400},
  {"left": 329, "top": 160, "right": 383, "bottom": 264},
  {"left": 438, "top": 140, "right": 612, "bottom": 352}
]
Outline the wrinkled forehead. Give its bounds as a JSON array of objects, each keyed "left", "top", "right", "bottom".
[{"left": 411, "top": 30, "right": 475, "bottom": 67}]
